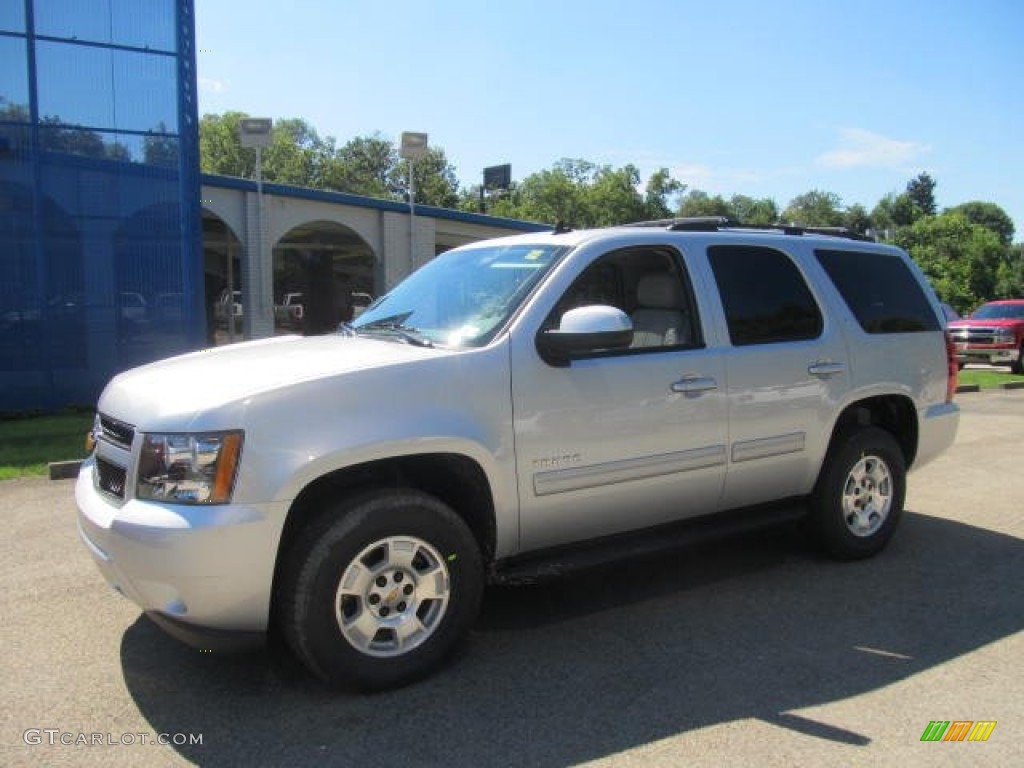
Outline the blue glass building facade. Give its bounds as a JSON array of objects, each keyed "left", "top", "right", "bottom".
[{"left": 0, "top": 0, "right": 202, "bottom": 411}]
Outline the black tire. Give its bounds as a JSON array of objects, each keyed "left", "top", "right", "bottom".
[
  {"left": 1012, "top": 344, "right": 1024, "bottom": 375},
  {"left": 279, "top": 488, "right": 483, "bottom": 691},
  {"left": 810, "top": 427, "right": 906, "bottom": 560}
]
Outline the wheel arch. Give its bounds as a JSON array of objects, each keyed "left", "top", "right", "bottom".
[
  {"left": 270, "top": 452, "right": 497, "bottom": 618},
  {"left": 825, "top": 394, "right": 919, "bottom": 468}
]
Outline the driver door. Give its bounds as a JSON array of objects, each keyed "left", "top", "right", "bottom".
[{"left": 509, "top": 245, "right": 728, "bottom": 552}]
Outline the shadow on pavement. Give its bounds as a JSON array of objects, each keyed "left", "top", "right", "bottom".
[{"left": 120, "top": 511, "right": 1023, "bottom": 766}]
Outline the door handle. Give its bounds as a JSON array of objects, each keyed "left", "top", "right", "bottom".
[
  {"left": 671, "top": 376, "right": 718, "bottom": 394},
  {"left": 808, "top": 361, "right": 845, "bottom": 377}
]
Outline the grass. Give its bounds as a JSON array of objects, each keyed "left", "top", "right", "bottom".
[
  {"left": 0, "top": 410, "right": 94, "bottom": 480},
  {"left": 958, "top": 366, "right": 1024, "bottom": 389}
]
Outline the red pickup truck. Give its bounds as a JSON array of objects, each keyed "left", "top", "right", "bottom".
[{"left": 947, "top": 299, "right": 1024, "bottom": 373}]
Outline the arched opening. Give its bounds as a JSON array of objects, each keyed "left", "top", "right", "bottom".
[
  {"left": 201, "top": 209, "right": 243, "bottom": 345},
  {"left": 0, "top": 181, "right": 84, "bottom": 374},
  {"left": 272, "top": 220, "right": 376, "bottom": 335},
  {"left": 113, "top": 201, "right": 194, "bottom": 365}
]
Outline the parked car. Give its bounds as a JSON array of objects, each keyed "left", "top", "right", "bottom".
[
  {"left": 77, "top": 219, "right": 959, "bottom": 691},
  {"left": 947, "top": 299, "right": 1024, "bottom": 373},
  {"left": 351, "top": 292, "right": 374, "bottom": 318},
  {"left": 153, "top": 293, "right": 185, "bottom": 323},
  {"left": 274, "top": 292, "right": 305, "bottom": 327},
  {"left": 215, "top": 289, "right": 243, "bottom": 326},
  {"left": 119, "top": 292, "right": 148, "bottom": 324}
]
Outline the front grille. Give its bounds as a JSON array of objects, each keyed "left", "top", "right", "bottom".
[
  {"left": 96, "top": 456, "right": 127, "bottom": 499},
  {"left": 950, "top": 327, "right": 1001, "bottom": 344},
  {"left": 97, "top": 414, "right": 135, "bottom": 449}
]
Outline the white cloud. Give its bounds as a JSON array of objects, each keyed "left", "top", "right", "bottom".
[
  {"left": 198, "top": 76, "right": 229, "bottom": 94},
  {"left": 817, "top": 127, "right": 930, "bottom": 170}
]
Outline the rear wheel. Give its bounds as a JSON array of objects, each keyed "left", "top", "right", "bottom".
[
  {"left": 810, "top": 427, "right": 906, "bottom": 560},
  {"left": 1012, "top": 343, "right": 1024, "bottom": 375},
  {"left": 279, "top": 489, "right": 483, "bottom": 691}
]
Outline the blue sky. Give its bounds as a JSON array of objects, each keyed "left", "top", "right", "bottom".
[{"left": 195, "top": 0, "right": 1024, "bottom": 237}]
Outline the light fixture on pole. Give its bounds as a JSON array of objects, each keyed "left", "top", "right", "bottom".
[
  {"left": 400, "top": 131, "right": 428, "bottom": 275},
  {"left": 239, "top": 117, "right": 273, "bottom": 340}
]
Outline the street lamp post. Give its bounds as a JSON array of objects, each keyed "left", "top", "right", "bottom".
[
  {"left": 400, "top": 132, "right": 428, "bottom": 275},
  {"left": 239, "top": 118, "right": 273, "bottom": 340}
]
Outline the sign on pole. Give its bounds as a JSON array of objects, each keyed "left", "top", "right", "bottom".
[
  {"left": 483, "top": 164, "right": 511, "bottom": 190},
  {"left": 239, "top": 118, "right": 273, "bottom": 148}
]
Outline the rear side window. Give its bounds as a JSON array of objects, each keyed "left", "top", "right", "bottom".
[
  {"left": 708, "top": 245, "right": 823, "bottom": 346},
  {"left": 816, "top": 249, "right": 940, "bottom": 333}
]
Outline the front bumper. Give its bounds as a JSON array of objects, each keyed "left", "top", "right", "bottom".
[{"left": 75, "top": 458, "right": 287, "bottom": 649}]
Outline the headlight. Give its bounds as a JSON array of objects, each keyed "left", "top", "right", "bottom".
[{"left": 137, "top": 431, "right": 244, "bottom": 504}]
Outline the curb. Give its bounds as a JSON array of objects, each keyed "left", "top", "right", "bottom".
[
  {"left": 49, "top": 460, "right": 83, "bottom": 481},
  {"left": 955, "top": 384, "right": 981, "bottom": 394},
  {"left": 1001, "top": 381, "right": 1024, "bottom": 390}
]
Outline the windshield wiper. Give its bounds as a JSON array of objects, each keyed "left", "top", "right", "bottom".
[{"left": 353, "top": 320, "right": 433, "bottom": 348}]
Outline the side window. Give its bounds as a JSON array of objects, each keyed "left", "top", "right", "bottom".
[
  {"left": 545, "top": 247, "right": 703, "bottom": 352},
  {"left": 709, "top": 245, "right": 822, "bottom": 346},
  {"left": 816, "top": 249, "right": 941, "bottom": 333}
]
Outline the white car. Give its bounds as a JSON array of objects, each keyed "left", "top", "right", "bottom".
[{"left": 78, "top": 219, "right": 959, "bottom": 691}]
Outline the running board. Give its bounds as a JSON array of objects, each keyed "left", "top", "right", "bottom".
[{"left": 489, "top": 500, "right": 808, "bottom": 586}]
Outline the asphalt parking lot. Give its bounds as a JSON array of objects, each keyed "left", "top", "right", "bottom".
[{"left": 1, "top": 391, "right": 1021, "bottom": 767}]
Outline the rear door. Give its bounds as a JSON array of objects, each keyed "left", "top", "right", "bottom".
[{"left": 705, "top": 242, "right": 851, "bottom": 508}]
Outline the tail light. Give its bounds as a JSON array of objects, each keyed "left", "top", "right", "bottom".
[{"left": 944, "top": 331, "right": 958, "bottom": 403}]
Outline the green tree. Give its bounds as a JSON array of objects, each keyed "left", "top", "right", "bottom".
[
  {"left": 488, "top": 159, "right": 591, "bottom": 225},
  {"left": 945, "top": 201, "right": 1015, "bottom": 247},
  {"left": 406, "top": 146, "right": 461, "bottom": 209},
  {"left": 781, "top": 190, "right": 844, "bottom": 227},
  {"left": 199, "top": 111, "right": 253, "bottom": 177},
  {"left": 729, "top": 195, "right": 778, "bottom": 225},
  {"left": 643, "top": 168, "right": 685, "bottom": 220},
  {"left": 871, "top": 191, "right": 920, "bottom": 234},
  {"left": 326, "top": 133, "right": 399, "bottom": 198},
  {"left": 38, "top": 117, "right": 106, "bottom": 158},
  {"left": 588, "top": 164, "right": 649, "bottom": 225},
  {"left": 261, "top": 117, "right": 328, "bottom": 186},
  {"left": 842, "top": 203, "right": 873, "bottom": 236},
  {"left": 906, "top": 172, "right": 937, "bottom": 216},
  {"left": 895, "top": 213, "right": 1007, "bottom": 313},
  {"left": 483, "top": 159, "right": 682, "bottom": 227},
  {"left": 143, "top": 122, "right": 179, "bottom": 167},
  {"left": 677, "top": 190, "right": 732, "bottom": 218}
]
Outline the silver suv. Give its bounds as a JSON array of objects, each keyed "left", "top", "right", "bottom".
[{"left": 77, "top": 218, "right": 960, "bottom": 691}]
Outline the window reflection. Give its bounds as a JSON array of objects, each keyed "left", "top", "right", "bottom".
[
  {"left": 34, "top": 0, "right": 176, "bottom": 52},
  {"left": 38, "top": 125, "right": 179, "bottom": 167},
  {"left": 0, "top": 2, "right": 26, "bottom": 33},
  {"left": 0, "top": 37, "right": 30, "bottom": 118},
  {"left": 36, "top": 41, "right": 178, "bottom": 134}
]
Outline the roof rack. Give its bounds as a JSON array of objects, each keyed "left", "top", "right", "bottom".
[
  {"left": 621, "top": 216, "right": 733, "bottom": 232},
  {"left": 618, "top": 217, "right": 872, "bottom": 241}
]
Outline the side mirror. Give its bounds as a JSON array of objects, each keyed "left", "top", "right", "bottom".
[{"left": 536, "top": 305, "right": 633, "bottom": 366}]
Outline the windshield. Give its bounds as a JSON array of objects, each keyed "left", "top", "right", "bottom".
[
  {"left": 350, "top": 242, "right": 566, "bottom": 347},
  {"left": 972, "top": 303, "right": 1024, "bottom": 320}
]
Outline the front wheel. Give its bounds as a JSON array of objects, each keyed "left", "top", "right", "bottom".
[
  {"left": 1012, "top": 344, "right": 1024, "bottom": 375},
  {"left": 809, "top": 427, "right": 906, "bottom": 560},
  {"left": 279, "top": 489, "right": 483, "bottom": 691}
]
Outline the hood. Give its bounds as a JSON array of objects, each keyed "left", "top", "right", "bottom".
[
  {"left": 948, "top": 317, "right": 1022, "bottom": 329},
  {"left": 99, "top": 334, "right": 445, "bottom": 428}
]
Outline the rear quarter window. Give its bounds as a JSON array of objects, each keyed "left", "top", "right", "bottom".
[{"left": 815, "top": 249, "right": 940, "bottom": 333}]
